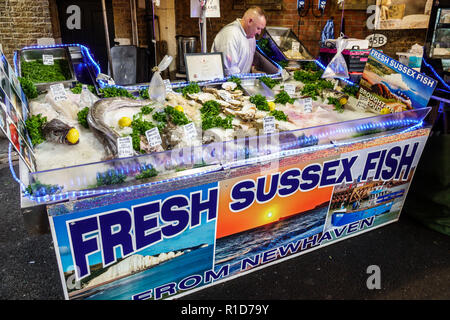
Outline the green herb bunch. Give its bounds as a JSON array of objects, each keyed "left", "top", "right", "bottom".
[
  {"left": 259, "top": 76, "right": 280, "bottom": 89},
  {"left": 71, "top": 82, "right": 96, "bottom": 94},
  {"left": 25, "top": 114, "right": 47, "bottom": 146},
  {"left": 18, "top": 77, "right": 38, "bottom": 100},
  {"left": 249, "top": 94, "right": 270, "bottom": 111},
  {"left": 300, "top": 79, "right": 334, "bottom": 100},
  {"left": 135, "top": 167, "right": 158, "bottom": 180},
  {"left": 274, "top": 90, "right": 295, "bottom": 104},
  {"left": 99, "top": 86, "right": 136, "bottom": 99},
  {"left": 21, "top": 59, "right": 72, "bottom": 83},
  {"left": 181, "top": 82, "right": 200, "bottom": 97},
  {"left": 130, "top": 112, "right": 156, "bottom": 152},
  {"left": 342, "top": 84, "right": 360, "bottom": 97},
  {"left": 228, "top": 76, "right": 244, "bottom": 91},
  {"left": 327, "top": 97, "right": 345, "bottom": 113},
  {"left": 77, "top": 107, "right": 90, "bottom": 129},
  {"left": 269, "top": 110, "right": 288, "bottom": 121},
  {"left": 165, "top": 106, "right": 190, "bottom": 126},
  {"left": 200, "top": 100, "right": 233, "bottom": 130}
]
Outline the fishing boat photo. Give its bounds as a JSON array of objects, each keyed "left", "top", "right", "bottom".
[{"left": 330, "top": 183, "right": 406, "bottom": 227}]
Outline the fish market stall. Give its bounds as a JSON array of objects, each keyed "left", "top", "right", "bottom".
[{"left": 3, "top": 42, "right": 438, "bottom": 300}]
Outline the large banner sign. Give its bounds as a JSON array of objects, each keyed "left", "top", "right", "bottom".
[{"left": 48, "top": 128, "right": 430, "bottom": 300}]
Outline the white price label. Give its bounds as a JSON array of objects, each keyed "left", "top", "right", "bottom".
[
  {"left": 284, "top": 83, "right": 296, "bottom": 96},
  {"left": 263, "top": 116, "right": 276, "bottom": 134},
  {"left": 163, "top": 79, "right": 172, "bottom": 93},
  {"left": 291, "top": 41, "right": 300, "bottom": 52},
  {"left": 183, "top": 122, "right": 197, "bottom": 138},
  {"left": 301, "top": 97, "right": 313, "bottom": 113},
  {"left": 117, "top": 136, "right": 134, "bottom": 158},
  {"left": 50, "top": 83, "right": 67, "bottom": 102},
  {"left": 356, "top": 95, "right": 369, "bottom": 111},
  {"left": 145, "top": 127, "right": 162, "bottom": 147},
  {"left": 42, "top": 54, "right": 54, "bottom": 65}
]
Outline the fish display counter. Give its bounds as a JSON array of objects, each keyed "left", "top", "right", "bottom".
[{"left": 3, "top": 43, "right": 439, "bottom": 300}]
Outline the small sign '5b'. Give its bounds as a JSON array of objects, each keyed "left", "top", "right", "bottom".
[{"left": 366, "top": 265, "right": 381, "bottom": 290}]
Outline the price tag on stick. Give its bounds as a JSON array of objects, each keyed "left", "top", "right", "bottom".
[
  {"left": 117, "top": 136, "right": 134, "bottom": 158},
  {"left": 183, "top": 122, "right": 198, "bottom": 138},
  {"left": 42, "top": 54, "right": 54, "bottom": 65},
  {"left": 263, "top": 116, "right": 276, "bottom": 134},
  {"left": 50, "top": 83, "right": 67, "bottom": 102},
  {"left": 301, "top": 97, "right": 313, "bottom": 113},
  {"left": 145, "top": 127, "right": 162, "bottom": 147}
]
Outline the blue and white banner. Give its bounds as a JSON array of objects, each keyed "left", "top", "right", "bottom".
[{"left": 358, "top": 49, "right": 437, "bottom": 113}]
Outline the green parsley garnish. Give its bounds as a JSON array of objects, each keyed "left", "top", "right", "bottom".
[
  {"left": 25, "top": 114, "right": 47, "bottom": 146},
  {"left": 274, "top": 90, "right": 295, "bottom": 104},
  {"left": 269, "top": 110, "right": 288, "bottom": 121},
  {"left": 181, "top": 82, "right": 200, "bottom": 97},
  {"left": 249, "top": 94, "right": 270, "bottom": 111},
  {"left": 77, "top": 107, "right": 89, "bottom": 129}
]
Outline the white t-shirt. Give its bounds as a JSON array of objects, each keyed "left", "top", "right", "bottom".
[{"left": 211, "top": 19, "right": 256, "bottom": 76}]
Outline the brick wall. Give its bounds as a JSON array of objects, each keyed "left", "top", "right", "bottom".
[
  {"left": 112, "top": 0, "right": 133, "bottom": 41},
  {"left": 0, "top": 0, "right": 54, "bottom": 65},
  {"left": 174, "top": 0, "right": 427, "bottom": 59},
  {"left": 0, "top": 1, "right": 428, "bottom": 72}
]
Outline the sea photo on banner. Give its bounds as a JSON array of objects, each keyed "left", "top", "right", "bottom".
[
  {"left": 214, "top": 155, "right": 337, "bottom": 276},
  {"left": 49, "top": 182, "right": 218, "bottom": 300}
]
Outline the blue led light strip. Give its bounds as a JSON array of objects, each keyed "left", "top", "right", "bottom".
[
  {"left": 8, "top": 144, "right": 27, "bottom": 193},
  {"left": 421, "top": 57, "right": 450, "bottom": 91}
]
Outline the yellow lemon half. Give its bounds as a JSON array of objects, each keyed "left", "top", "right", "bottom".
[
  {"left": 175, "top": 105, "right": 184, "bottom": 113},
  {"left": 339, "top": 97, "right": 348, "bottom": 106},
  {"left": 380, "top": 107, "right": 391, "bottom": 114},
  {"left": 268, "top": 101, "right": 276, "bottom": 111},
  {"left": 66, "top": 128, "right": 79, "bottom": 144},
  {"left": 118, "top": 116, "right": 132, "bottom": 127}
]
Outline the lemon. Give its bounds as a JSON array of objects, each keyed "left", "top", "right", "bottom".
[
  {"left": 380, "top": 107, "right": 391, "bottom": 114},
  {"left": 175, "top": 105, "right": 184, "bottom": 113},
  {"left": 118, "top": 116, "right": 132, "bottom": 127},
  {"left": 339, "top": 97, "right": 348, "bottom": 106},
  {"left": 268, "top": 101, "right": 276, "bottom": 111},
  {"left": 66, "top": 128, "right": 79, "bottom": 144}
]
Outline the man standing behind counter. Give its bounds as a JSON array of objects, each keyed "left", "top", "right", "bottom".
[{"left": 211, "top": 6, "right": 266, "bottom": 76}]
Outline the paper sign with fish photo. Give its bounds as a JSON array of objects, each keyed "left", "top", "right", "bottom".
[{"left": 357, "top": 49, "right": 437, "bottom": 114}]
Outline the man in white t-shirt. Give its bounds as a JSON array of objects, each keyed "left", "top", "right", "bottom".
[{"left": 211, "top": 6, "right": 266, "bottom": 76}]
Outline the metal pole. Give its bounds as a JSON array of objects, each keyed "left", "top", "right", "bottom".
[
  {"left": 101, "top": 0, "right": 114, "bottom": 79},
  {"left": 200, "top": 1, "right": 207, "bottom": 53}
]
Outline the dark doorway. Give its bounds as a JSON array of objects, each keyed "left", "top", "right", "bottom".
[{"left": 56, "top": 0, "right": 115, "bottom": 74}]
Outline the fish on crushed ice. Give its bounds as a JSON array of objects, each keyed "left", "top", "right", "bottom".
[
  {"left": 42, "top": 119, "right": 79, "bottom": 145},
  {"left": 88, "top": 97, "right": 154, "bottom": 158}
]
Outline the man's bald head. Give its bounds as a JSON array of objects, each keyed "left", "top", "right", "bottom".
[{"left": 241, "top": 6, "right": 266, "bottom": 39}]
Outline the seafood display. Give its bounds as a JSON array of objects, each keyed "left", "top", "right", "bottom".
[{"left": 24, "top": 64, "right": 385, "bottom": 178}]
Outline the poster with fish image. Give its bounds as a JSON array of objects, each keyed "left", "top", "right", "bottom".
[
  {"left": 47, "top": 127, "right": 430, "bottom": 300},
  {"left": 358, "top": 49, "right": 437, "bottom": 114}
]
